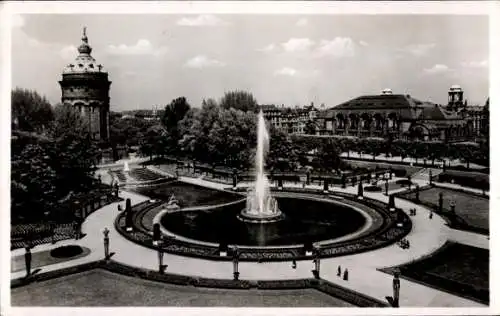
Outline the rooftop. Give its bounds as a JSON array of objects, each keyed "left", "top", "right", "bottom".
[{"left": 332, "top": 94, "right": 430, "bottom": 111}]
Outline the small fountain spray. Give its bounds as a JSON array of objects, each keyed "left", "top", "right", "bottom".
[{"left": 238, "top": 110, "right": 283, "bottom": 223}]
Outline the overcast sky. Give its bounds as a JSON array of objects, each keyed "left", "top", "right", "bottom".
[{"left": 11, "top": 14, "right": 489, "bottom": 111}]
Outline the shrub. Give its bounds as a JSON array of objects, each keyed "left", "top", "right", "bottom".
[
  {"left": 364, "top": 185, "right": 382, "bottom": 192},
  {"left": 395, "top": 179, "right": 413, "bottom": 186}
]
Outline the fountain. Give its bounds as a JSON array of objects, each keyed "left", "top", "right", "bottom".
[{"left": 238, "top": 110, "right": 283, "bottom": 223}]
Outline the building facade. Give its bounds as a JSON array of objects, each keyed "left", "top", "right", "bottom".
[
  {"left": 261, "top": 104, "right": 317, "bottom": 134},
  {"left": 316, "top": 86, "right": 488, "bottom": 142},
  {"left": 59, "top": 28, "right": 111, "bottom": 141}
]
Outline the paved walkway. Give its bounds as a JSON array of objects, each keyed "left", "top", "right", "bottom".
[
  {"left": 340, "top": 152, "right": 486, "bottom": 170},
  {"left": 10, "top": 178, "right": 487, "bottom": 307}
]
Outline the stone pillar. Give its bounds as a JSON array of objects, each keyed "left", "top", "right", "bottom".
[
  {"left": 233, "top": 247, "right": 240, "bottom": 280},
  {"left": 24, "top": 246, "right": 32, "bottom": 277},
  {"left": 388, "top": 195, "right": 396, "bottom": 211},
  {"left": 357, "top": 181, "right": 363, "bottom": 199},
  {"left": 153, "top": 223, "right": 161, "bottom": 245},
  {"left": 232, "top": 173, "right": 238, "bottom": 190},
  {"left": 393, "top": 272, "right": 401, "bottom": 307},
  {"left": 125, "top": 198, "right": 133, "bottom": 232},
  {"left": 323, "top": 179, "right": 329, "bottom": 193},
  {"left": 157, "top": 242, "right": 164, "bottom": 274}
]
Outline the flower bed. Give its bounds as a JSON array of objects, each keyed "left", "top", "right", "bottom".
[
  {"left": 196, "top": 278, "right": 252, "bottom": 289},
  {"left": 50, "top": 245, "right": 84, "bottom": 258},
  {"left": 257, "top": 279, "right": 309, "bottom": 289}
]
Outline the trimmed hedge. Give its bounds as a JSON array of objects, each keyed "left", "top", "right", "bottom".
[
  {"left": 438, "top": 170, "right": 489, "bottom": 190},
  {"left": 364, "top": 186, "right": 382, "bottom": 192}
]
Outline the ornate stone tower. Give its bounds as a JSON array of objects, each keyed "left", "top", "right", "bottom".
[
  {"left": 59, "top": 27, "right": 111, "bottom": 141},
  {"left": 447, "top": 84, "right": 464, "bottom": 111}
]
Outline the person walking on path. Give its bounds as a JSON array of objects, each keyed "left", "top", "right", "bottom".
[
  {"left": 343, "top": 268, "right": 349, "bottom": 281},
  {"left": 292, "top": 259, "right": 297, "bottom": 269},
  {"left": 337, "top": 265, "right": 342, "bottom": 277}
]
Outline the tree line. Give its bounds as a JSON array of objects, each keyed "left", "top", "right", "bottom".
[
  {"left": 11, "top": 88, "right": 99, "bottom": 223},
  {"left": 137, "top": 91, "right": 489, "bottom": 173}
]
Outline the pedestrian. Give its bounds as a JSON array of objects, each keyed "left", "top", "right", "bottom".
[
  {"left": 292, "top": 259, "right": 297, "bottom": 269},
  {"left": 429, "top": 211, "right": 433, "bottom": 219},
  {"left": 337, "top": 265, "right": 342, "bottom": 277},
  {"left": 343, "top": 268, "right": 349, "bottom": 281}
]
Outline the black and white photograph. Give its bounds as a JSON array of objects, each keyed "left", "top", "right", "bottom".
[{"left": 1, "top": 1, "right": 497, "bottom": 315}]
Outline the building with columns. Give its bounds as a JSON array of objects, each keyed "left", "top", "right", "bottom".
[
  {"left": 59, "top": 27, "right": 111, "bottom": 141},
  {"left": 316, "top": 87, "right": 488, "bottom": 142}
]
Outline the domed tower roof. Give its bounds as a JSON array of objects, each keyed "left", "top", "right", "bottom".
[{"left": 63, "top": 27, "right": 106, "bottom": 74}]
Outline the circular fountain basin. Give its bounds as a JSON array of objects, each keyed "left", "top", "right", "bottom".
[{"left": 160, "top": 196, "right": 368, "bottom": 247}]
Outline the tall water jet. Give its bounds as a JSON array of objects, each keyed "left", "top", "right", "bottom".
[{"left": 238, "top": 110, "right": 283, "bottom": 223}]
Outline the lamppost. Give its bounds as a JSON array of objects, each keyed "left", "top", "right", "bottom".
[
  {"left": 103, "top": 227, "right": 110, "bottom": 260},
  {"left": 232, "top": 245, "right": 240, "bottom": 280},
  {"left": 392, "top": 271, "right": 401, "bottom": 307},
  {"left": 384, "top": 172, "right": 390, "bottom": 196},
  {"left": 312, "top": 245, "right": 321, "bottom": 279}
]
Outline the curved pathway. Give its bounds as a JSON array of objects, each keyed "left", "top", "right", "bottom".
[{"left": 10, "top": 179, "right": 486, "bottom": 307}]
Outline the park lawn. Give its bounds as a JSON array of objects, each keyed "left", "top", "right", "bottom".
[
  {"left": 11, "top": 269, "right": 354, "bottom": 307},
  {"left": 413, "top": 187, "right": 489, "bottom": 231},
  {"left": 385, "top": 242, "right": 489, "bottom": 304},
  {"left": 11, "top": 246, "right": 91, "bottom": 273}
]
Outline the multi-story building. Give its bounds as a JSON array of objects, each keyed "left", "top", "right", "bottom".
[
  {"left": 261, "top": 104, "right": 317, "bottom": 135},
  {"left": 316, "top": 86, "right": 488, "bottom": 142},
  {"left": 59, "top": 28, "right": 111, "bottom": 141}
]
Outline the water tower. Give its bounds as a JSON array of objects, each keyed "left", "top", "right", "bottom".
[{"left": 59, "top": 27, "right": 111, "bottom": 141}]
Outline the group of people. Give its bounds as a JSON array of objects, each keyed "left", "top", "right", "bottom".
[
  {"left": 409, "top": 208, "right": 417, "bottom": 216},
  {"left": 398, "top": 238, "right": 410, "bottom": 249}
]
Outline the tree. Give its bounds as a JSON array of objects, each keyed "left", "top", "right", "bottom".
[
  {"left": 304, "top": 120, "right": 317, "bottom": 135},
  {"left": 162, "top": 97, "right": 191, "bottom": 154},
  {"left": 220, "top": 90, "right": 258, "bottom": 112},
  {"left": 11, "top": 135, "right": 57, "bottom": 223},
  {"left": 316, "top": 139, "right": 342, "bottom": 173},
  {"left": 267, "top": 128, "right": 299, "bottom": 172},
  {"left": 12, "top": 88, "right": 54, "bottom": 133},
  {"left": 49, "top": 104, "right": 99, "bottom": 193},
  {"left": 11, "top": 101, "right": 98, "bottom": 224}
]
